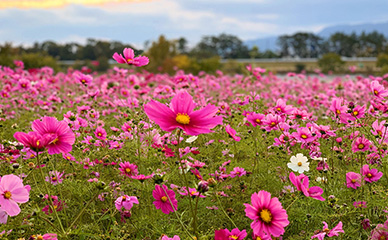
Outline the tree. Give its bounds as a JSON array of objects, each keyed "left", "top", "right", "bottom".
[
  {"left": 318, "top": 53, "right": 344, "bottom": 73},
  {"left": 146, "top": 35, "right": 177, "bottom": 73},
  {"left": 190, "top": 33, "right": 249, "bottom": 59}
]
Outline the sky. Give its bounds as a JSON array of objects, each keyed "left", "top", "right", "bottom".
[{"left": 1, "top": 0, "right": 388, "bottom": 49}]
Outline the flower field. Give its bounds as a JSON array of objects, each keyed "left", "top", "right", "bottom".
[{"left": 0, "top": 50, "right": 388, "bottom": 239}]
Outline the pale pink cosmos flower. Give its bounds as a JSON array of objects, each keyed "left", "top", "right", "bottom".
[
  {"left": 0, "top": 175, "right": 29, "bottom": 216},
  {"left": 161, "top": 235, "right": 180, "bottom": 240},
  {"left": 112, "top": 48, "right": 149, "bottom": 67},
  {"left": 114, "top": 195, "right": 139, "bottom": 212},
  {"left": 351, "top": 136, "right": 371, "bottom": 153},
  {"left": 311, "top": 221, "right": 344, "bottom": 240},
  {"left": 144, "top": 90, "right": 223, "bottom": 136}
]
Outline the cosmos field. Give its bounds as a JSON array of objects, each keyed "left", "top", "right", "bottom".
[{"left": 0, "top": 50, "right": 388, "bottom": 239}]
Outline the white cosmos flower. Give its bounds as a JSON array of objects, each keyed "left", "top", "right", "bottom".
[
  {"left": 287, "top": 153, "right": 310, "bottom": 173},
  {"left": 186, "top": 136, "right": 198, "bottom": 143}
]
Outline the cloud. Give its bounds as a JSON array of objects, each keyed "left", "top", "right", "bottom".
[{"left": 0, "top": 0, "right": 150, "bottom": 9}]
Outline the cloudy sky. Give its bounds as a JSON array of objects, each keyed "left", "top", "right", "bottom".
[{"left": 1, "top": 0, "right": 387, "bottom": 48}]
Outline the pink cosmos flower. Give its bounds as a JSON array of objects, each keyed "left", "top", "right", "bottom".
[
  {"left": 361, "top": 164, "right": 383, "bottom": 183},
  {"left": 31, "top": 233, "right": 58, "bottom": 240},
  {"left": 119, "top": 162, "right": 138, "bottom": 178},
  {"left": 144, "top": 90, "right": 223, "bottom": 136},
  {"left": 94, "top": 127, "right": 107, "bottom": 140},
  {"left": 112, "top": 48, "right": 149, "bottom": 67},
  {"left": 215, "top": 228, "right": 247, "bottom": 240},
  {"left": 0, "top": 174, "right": 29, "bottom": 216},
  {"left": 152, "top": 184, "right": 178, "bottom": 214},
  {"left": 229, "top": 167, "right": 247, "bottom": 178},
  {"left": 370, "top": 219, "right": 388, "bottom": 240},
  {"left": 31, "top": 116, "right": 76, "bottom": 155},
  {"left": 45, "top": 171, "right": 64, "bottom": 185},
  {"left": 351, "top": 136, "right": 371, "bottom": 152},
  {"left": 292, "top": 127, "right": 315, "bottom": 143},
  {"left": 273, "top": 99, "right": 294, "bottom": 115},
  {"left": 262, "top": 114, "right": 281, "bottom": 131},
  {"left": 13, "top": 131, "right": 51, "bottom": 152},
  {"left": 0, "top": 208, "right": 8, "bottom": 224},
  {"left": 75, "top": 73, "right": 93, "bottom": 86},
  {"left": 161, "top": 235, "right": 180, "bottom": 240},
  {"left": 353, "top": 201, "right": 367, "bottom": 208},
  {"left": 371, "top": 80, "right": 388, "bottom": 99},
  {"left": 225, "top": 124, "right": 241, "bottom": 142},
  {"left": 246, "top": 113, "right": 265, "bottom": 127},
  {"left": 346, "top": 172, "right": 362, "bottom": 189},
  {"left": 289, "top": 172, "right": 325, "bottom": 201},
  {"left": 244, "top": 190, "right": 289, "bottom": 237},
  {"left": 311, "top": 221, "right": 344, "bottom": 240},
  {"left": 114, "top": 195, "right": 139, "bottom": 212}
]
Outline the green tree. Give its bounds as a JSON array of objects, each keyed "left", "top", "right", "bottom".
[{"left": 318, "top": 53, "right": 344, "bottom": 73}]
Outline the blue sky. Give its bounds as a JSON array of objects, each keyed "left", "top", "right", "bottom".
[{"left": 1, "top": 0, "right": 387, "bottom": 48}]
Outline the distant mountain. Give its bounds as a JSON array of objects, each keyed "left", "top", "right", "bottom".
[
  {"left": 318, "top": 21, "right": 388, "bottom": 38},
  {"left": 244, "top": 21, "right": 388, "bottom": 52}
]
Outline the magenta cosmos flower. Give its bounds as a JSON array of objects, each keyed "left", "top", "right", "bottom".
[
  {"left": 13, "top": 131, "right": 51, "bottom": 152},
  {"left": 361, "top": 164, "right": 383, "bottom": 183},
  {"left": 144, "top": 91, "right": 223, "bottom": 136},
  {"left": 152, "top": 184, "right": 177, "bottom": 215},
  {"left": 244, "top": 190, "right": 289, "bottom": 237},
  {"left": 112, "top": 48, "right": 149, "bottom": 67},
  {"left": 215, "top": 228, "right": 247, "bottom": 240},
  {"left": 346, "top": 172, "right": 362, "bottom": 189},
  {"left": 311, "top": 221, "right": 344, "bottom": 240},
  {"left": 119, "top": 162, "right": 138, "bottom": 178},
  {"left": 0, "top": 175, "right": 29, "bottom": 216},
  {"left": 225, "top": 124, "right": 241, "bottom": 142},
  {"left": 31, "top": 116, "right": 75, "bottom": 155}
]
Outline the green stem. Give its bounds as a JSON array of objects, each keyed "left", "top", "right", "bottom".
[
  {"left": 68, "top": 191, "right": 99, "bottom": 231},
  {"left": 161, "top": 185, "right": 194, "bottom": 239},
  {"left": 215, "top": 192, "right": 237, "bottom": 229},
  {"left": 36, "top": 153, "right": 66, "bottom": 235}
]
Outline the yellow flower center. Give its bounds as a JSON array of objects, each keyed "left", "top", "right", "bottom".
[
  {"left": 98, "top": 133, "right": 102, "bottom": 136},
  {"left": 190, "top": 190, "right": 197, "bottom": 195},
  {"left": 161, "top": 196, "right": 168, "bottom": 202},
  {"left": 276, "top": 107, "right": 281, "bottom": 111},
  {"left": 81, "top": 79, "right": 86, "bottom": 83},
  {"left": 270, "top": 122, "right": 276, "bottom": 126},
  {"left": 323, "top": 228, "right": 330, "bottom": 233},
  {"left": 374, "top": 90, "right": 378, "bottom": 95},
  {"left": 255, "top": 119, "right": 261, "bottom": 123},
  {"left": 52, "top": 177, "right": 57, "bottom": 181},
  {"left": 36, "top": 140, "right": 40, "bottom": 146},
  {"left": 230, "top": 236, "right": 238, "bottom": 240},
  {"left": 353, "top": 111, "right": 358, "bottom": 116},
  {"left": 125, "top": 168, "right": 131, "bottom": 173},
  {"left": 122, "top": 196, "right": 126, "bottom": 201},
  {"left": 298, "top": 162, "right": 302, "bottom": 166},
  {"left": 52, "top": 138, "right": 59, "bottom": 144},
  {"left": 259, "top": 209, "right": 272, "bottom": 223},
  {"left": 351, "top": 179, "right": 356, "bottom": 183},
  {"left": 367, "top": 173, "right": 372, "bottom": 178},
  {"left": 4, "top": 191, "right": 12, "bottom": 199},
  {"left": 176, "top": 113, "right": 190, "bottom": 125},
  {"left": 301, "top": 134, "right": 307, "bottom": 139},
  {"left": 358, "top": 204, "right": 362, "bottom": 207},
  {"left": 358, "top": 144, "right": 365, "bottom": 149},
  {"left": 336, "top": 109, "right": 341, "bottom": 115},
  {"left": 256, "top": 237, "right": 262, "bottom": 240},
  {"left": 37, "top": 236, "right": 44, "bottom": 240},
  {"left": 127, "top": 58, "right": 133, "bottom": 63},
  {"left": 379, "top": 236, "right": 386, "bottom": 240}
]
